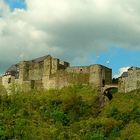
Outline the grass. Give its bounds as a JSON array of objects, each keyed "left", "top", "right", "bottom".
[{"left": 0, "top": 85, "right": 140, "bottom": 140}]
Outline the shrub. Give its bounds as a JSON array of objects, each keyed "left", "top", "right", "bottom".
[
  {"left": 50, "top": 111, "right": 69, "bottom": 125},
  {"left": 1, "top": 86, "right": 140, "bottom": 139},
  {"left": 119, "top": 122, "right": 140, "bottom": 140},
  {"left": 89, "top": 133, "right": 106, "bottom": 140}
]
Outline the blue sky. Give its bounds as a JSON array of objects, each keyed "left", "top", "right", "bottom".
[
  {"left": 5, "top": 0, "right": 26, "bottom": 9},
  {"left": 95, "top": 47, "right": 140, "bottom": 76},
  {"left": 0, "top": 0, "right": 140, "bottom": 77}
]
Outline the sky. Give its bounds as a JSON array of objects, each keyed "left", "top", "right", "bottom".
[{"left": 0, "top": 0, "right": 140, "bottom": 77}]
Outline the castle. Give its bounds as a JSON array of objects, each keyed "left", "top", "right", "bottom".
[
  {"left": 119, "top": 67, "right": 140, "bottom": 93},
  {"left": 1, "top": 55, "right": 112, "bottom": 91}
]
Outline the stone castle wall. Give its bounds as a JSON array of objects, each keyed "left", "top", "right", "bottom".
[
  {"left": 1, "top": 55, "right": 112, "bottom": 91},
  {"left": 119, "top": 67, "right": 140, "bottom": 93}
]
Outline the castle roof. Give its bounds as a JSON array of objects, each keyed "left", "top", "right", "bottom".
[
  {"left": 5, "top": 64, "right": 19, "bottom": 78},
  {"left": 30, "top": 55, "right": 51, "bottom": 63},
  {"left": 5, "top": 55, "right": 51, "bottom": 76},
  {"left": 121, "top": 72, "right": 128, "bottom": 77},
  {"left": 6, "top": 64, "right": 19, "bottom": 72}
]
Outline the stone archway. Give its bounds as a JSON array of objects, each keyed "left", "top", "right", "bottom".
[{"left": 102, "top": 85, "right": 118, "bottom": 100}]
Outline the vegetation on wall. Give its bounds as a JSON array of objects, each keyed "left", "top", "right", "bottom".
[{"left": 0, "top": 85, "right": 140, "bottom": 140}]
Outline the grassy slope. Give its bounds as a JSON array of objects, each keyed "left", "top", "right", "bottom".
[{"left": 0, "top": 85, "right": 140, "bottom": 140}]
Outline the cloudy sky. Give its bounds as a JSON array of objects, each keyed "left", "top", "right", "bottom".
[{"left": 0, "top": 0, "right": 140, "bottom": 77}]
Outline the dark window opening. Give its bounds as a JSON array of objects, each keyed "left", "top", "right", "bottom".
[
  {"left": 8, "top": 78, "right": 11, "bottom": 84},
  {"left": 80, "top": 69, "right": 83, "bottom": 72},
  {"left": 102, "top": 79, "right": 105, "bottom": 87}
]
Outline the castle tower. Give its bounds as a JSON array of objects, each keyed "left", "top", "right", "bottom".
[
  {"left": 19, "top": 61, "right": 29, "bottom": 82},
  {"left": 51, "top": 58, "right": 59, "bottom": 74},
  {"left": 42, "top": 56, "right": 52, "bottom": 89},
  {"left": 89, "top": 65, "right": 102, "bottom": 87},
  {"left": 89, "top": 65, "right": 112, "bottom": 88},
  {"left": 43, "top": 55, "right": 52, "bottom": 77}
]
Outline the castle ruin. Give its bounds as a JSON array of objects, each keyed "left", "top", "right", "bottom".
[
  {"left": 119, "top": 67, "right": 140, "bottom": 93},
  {"left": 1, "top": 55, "right": 112, "bottom": 91}
]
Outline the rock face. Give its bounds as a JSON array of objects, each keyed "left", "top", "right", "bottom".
[
  {"left": 2, "top": 55, "right": 112, "bottom": 91},
  {"left": 119, "top": 67, "right": 140, "bottom": 93}
]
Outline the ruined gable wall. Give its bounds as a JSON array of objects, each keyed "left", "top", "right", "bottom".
[
  {"left": 51, "top": 58, "right": 70, "bottom": 74},
  {"left": 119, "top": 69, "right": 140, "bottom": 93},
  {"left": 125, "top": 69, "right": 140, "bottom": 92}
]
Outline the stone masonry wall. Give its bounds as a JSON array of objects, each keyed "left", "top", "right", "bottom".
[
  {"left": 2, "top": 55, "right": 112, "bottom": 91},
  {"left": 119, "top": 69, "right": 140, "bottom": 93},
  {"left": 28, "top": 62, "right": 44, "bottom": 81},
  {"left": 42, "top": 65, "right": 112, "bottom": 90}
]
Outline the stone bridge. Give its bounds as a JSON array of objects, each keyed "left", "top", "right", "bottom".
[
  {"left": 99, "top": 84, "right": 118, "bottom": 101},
  {"left": 102, "top": 84, "right": 118, "bottom": 94}
]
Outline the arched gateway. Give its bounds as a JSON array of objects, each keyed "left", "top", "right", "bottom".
[{"left": 102, "top": 85, "right": 118, "bottom": 100}]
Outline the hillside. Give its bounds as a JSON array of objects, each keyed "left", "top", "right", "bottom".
[{"left": 0, "top": 85, "right": 140, "bottom": 140}]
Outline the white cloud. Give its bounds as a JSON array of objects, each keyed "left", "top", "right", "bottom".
[
  {"left": 0, "top": 0, "right": 140, "bottom": 73},
  {"left": 106, "top": 61, "right": 110, "bottom": 64},
  {"left": 114, "top": 66, "right": 130, "bottom": 78}
]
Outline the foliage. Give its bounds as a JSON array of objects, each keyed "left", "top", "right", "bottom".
[{"left": 0, "top": 85, "right": 140, "bottom": 139}]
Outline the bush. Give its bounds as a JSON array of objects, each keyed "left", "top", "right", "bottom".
[
  {"left": 50, "top": 111, "right": 69, "bottom": 125},
  {"left": 89, "top": 133, "right": 106, "bottom": 140},
  {"left": 1, "top": 86, "right": 140, "bottom": 139},
  {"left": 119, "top": 122, "right": 140, "bottom": 140}
]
